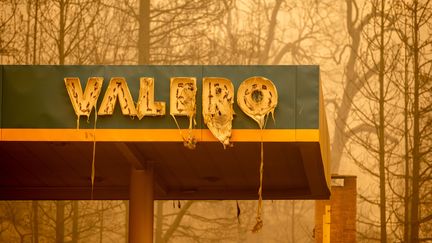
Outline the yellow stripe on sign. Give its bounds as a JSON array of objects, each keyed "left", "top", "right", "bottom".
[{"left": 0, "top": 128, "right": 319, "bottom": 142}]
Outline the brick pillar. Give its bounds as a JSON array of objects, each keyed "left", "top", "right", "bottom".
[{"left": 315, "top": 175, "right": 357, "bottom": 243}]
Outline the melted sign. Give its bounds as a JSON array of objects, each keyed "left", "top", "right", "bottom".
[{"left": 64, "top": 76, "right": 278, "bottom": 147}]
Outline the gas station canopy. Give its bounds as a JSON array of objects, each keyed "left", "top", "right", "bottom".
[{"left": 0, "top": 65, "right": 330, "bottom": 200}]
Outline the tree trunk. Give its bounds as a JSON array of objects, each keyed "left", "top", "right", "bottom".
[
  {"left": 410, "top": 1, "right": 420, "bottom": 241},
  {"left": 155, "top": 201, "right": 164, "bottom": 243},
  {"left": 32, "top": 201, "right": 39, "bottom": 243},
  {"left": 58, "top": 0, "right": 65, "bottom": 65},
  {"left": 123, "top": 200, "right": 129, "bottom": 243},
  {"left": 258, "top": 0, "right": 283, "bottom": 64},
  {"left": 163, "top": 201, "right": 193, "bottom": 242},
  {"left": 32, "top": 0, "right": 39, "bottom": 64},
  {"left": 378, "top": 0, "right": 386, "bottom": 241},
  {"left": 99, "top": 201, "right": 104, "bottom": 243},
  {"left": 138, "top": 0, "right": 150, "bottom": 64},
  {"left": 56, "top": 201, "right": 65, "bottom": 243},
  {"left": 290, "top": 201, "right": 295, "bottom": 243},
  {"left": 332, "top": 0, "right": 364, "bottom": 173},
  {"left": 403, "top": 7, "right": 411, "bottom": 241},
  {"left": 72, "top": 201, "right": 79, "bottom": 243},
  {"left": 25, "top": 0, "right": 31, "bottom": 64}
]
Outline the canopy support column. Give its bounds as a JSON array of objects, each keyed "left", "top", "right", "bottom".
[{"left": 129, "top": 165, "right": 153, "bottom": 243}]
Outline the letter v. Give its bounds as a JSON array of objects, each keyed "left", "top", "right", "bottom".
[{"left": 65, "top": 77, "right": 103, "bottom": 119}]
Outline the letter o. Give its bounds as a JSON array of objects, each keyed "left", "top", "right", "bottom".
[{"left": 237, "top": 76, "right": 278, "bottom": 128}]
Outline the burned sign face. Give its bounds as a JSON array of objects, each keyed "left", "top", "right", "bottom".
[
  {"left": 202, "top": 77, "right": 235, "bottom": 148},
  {"left": 98, "top": 77, "right": 137, "bottom": 116},
  {"left": 237, "top": 77, "right": 278, "bottom": 129},
  {"left": 65, "top": 75, "right": 278, "bottom": 147},
  {"left": 170, "top": 77, "right": 197, "bottom": 149},
  {"left": 64, "top": 77, "right": 103, "bottom": 127},
  {"left": 170, "top": 77, "right": 197, "bottom": 119},
  {"left": 136, "top": 77, "right": 166, "bottom": 119}
]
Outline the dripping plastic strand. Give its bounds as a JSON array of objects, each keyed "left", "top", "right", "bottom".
[
  {"left": 252, "top": 114, "right": 270, "bottom": 233},
  {"left": 171, "top": 114, "right": 196, "bottom": 149},
  {"left": 91, "top": 104, "right": 97, "bottom": 200},
  {"left": 171, "top": 114, "right": 186, "bottom": 142}
]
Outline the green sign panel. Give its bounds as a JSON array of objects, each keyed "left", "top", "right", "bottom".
[{"left": 0, "top": 65, "right": 319, "bottom": 130}]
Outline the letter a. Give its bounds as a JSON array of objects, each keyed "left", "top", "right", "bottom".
[{"left": 98, "top": 77, "right": 137, "bottom": 116}]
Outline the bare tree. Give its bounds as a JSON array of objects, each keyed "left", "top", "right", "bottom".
[
  {"left": 329, "top": 0, "right": 377, "bottom": 173},
  {"left": 9, "top": 0, "right": 432, "bottom": 242},
  {"left": 0, "top": 201, "right": 33, "bottom": 243},
  {"left": 344, "top": 0, "right": 401, "bottom": 241},
  {"left": 396, "top": 1, "right": 432, "bottom": 241},
  {"left": 348, "top": 0, "right": 432, "bottom": 242},
  {"left": 0, "top": 0, "right": 21, "bottom": 63},
  {"left": 36, "top": 0, "right": 102, "bottom": 64}
]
